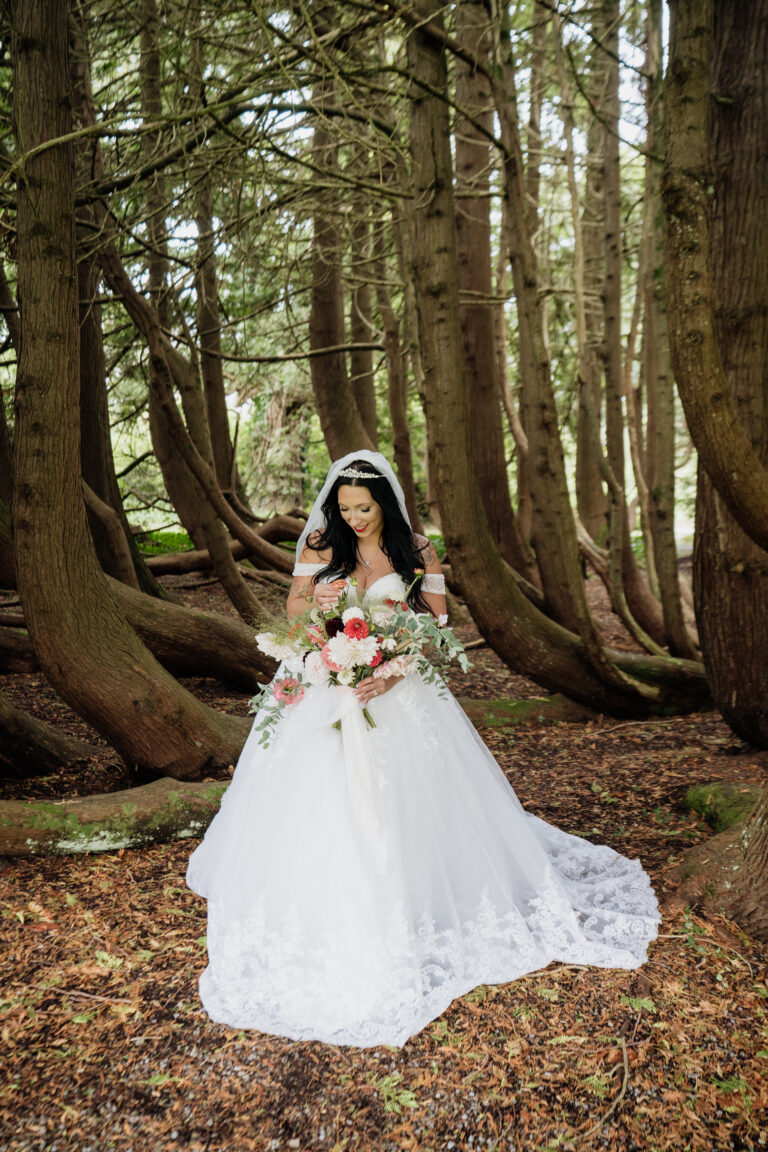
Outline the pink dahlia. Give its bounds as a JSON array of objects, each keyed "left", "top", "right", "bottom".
[
  {"left": 272, "top": 676, "right": 305, "bottom": 705},
  {"left": 320, "top": 644, "right": 343, "bottom": 672}
]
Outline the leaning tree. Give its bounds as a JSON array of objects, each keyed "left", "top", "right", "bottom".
[
  {"left": 6, "top": 0, "right": 250, "bottom": 780},
  {"left": 664, "top": 0, "right": 768, "bottom": 937}
]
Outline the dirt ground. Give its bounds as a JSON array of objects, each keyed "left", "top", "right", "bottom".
[{"left": 1, "top": 573, "right": 766, "bottom": 1151}]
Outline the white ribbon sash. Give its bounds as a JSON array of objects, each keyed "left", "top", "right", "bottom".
[{"left": 327, "top": 686, "right": 388, "bottom": 874}]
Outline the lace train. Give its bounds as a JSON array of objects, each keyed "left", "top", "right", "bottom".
[{"left": 195, "top": 819, "right": 658, "bottom": 1048}]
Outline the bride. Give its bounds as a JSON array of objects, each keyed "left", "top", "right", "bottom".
[{"left": 186, "top": 449, "right": 660, "bottom": 1048}]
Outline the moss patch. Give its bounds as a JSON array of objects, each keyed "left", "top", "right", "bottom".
[
  {"left": 684, "top": 780, "right": 762, "bottom": 832},
  {"left": 458, "top": 694, "right": 595, "bottom": 728}
]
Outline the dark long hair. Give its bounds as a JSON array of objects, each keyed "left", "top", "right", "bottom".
[{"left": 307, "top": 459, "right": 432, "bottom": 613}]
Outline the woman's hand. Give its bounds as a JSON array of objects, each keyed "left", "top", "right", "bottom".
[
  {"left": 314, "top": 579, "right": 347, "bottom": 611},
  {"left": 355, "top": 674, "right": 400, "bottom": 705}
]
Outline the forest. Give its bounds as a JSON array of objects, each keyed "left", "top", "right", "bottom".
[{"left": 1, "top": 0, "right": 767, "bottom": 1148}]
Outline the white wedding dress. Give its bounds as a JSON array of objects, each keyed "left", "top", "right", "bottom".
[{"left": 186, "top": 571, "right": 660, "bottom": 1048}]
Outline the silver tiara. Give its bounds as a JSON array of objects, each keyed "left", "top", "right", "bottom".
[{"left": 338, "top": 467, "right": 380, "bottom": 479}]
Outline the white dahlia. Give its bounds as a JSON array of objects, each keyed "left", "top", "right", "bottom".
[
  {"left": 255, "top": 632, "right": 299, "bottom": 661},
  {"left": 304, "top": 650, "right": 331, "bottom": 686},
  {"left": 326, "top": 632, "right": 380, "bottom": 670}
]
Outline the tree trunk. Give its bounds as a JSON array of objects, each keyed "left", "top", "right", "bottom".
[
  {"left": 0, "top": 777, "right": 229, "bottom": 857},
  {"left": 373, "top": 238, "right": 423, "bottom": 531},
  {"left": 137, "top": 0, "right": 260, "bottom": 623},
  {"left": 0, "top": 694, "right": 95, "bottom": 777},
  {"left": 309, "top": 100, "right": 374, "bottom": 459},
  {"left": 189, "top": 29, "right": 242, "bottom": 501},
  {"left": 0, "top": 261, "right": 15, "bottom": 510},
  {"left": 81, "top": 480, "right": 139, "bottom": 590},
  {"left": 491, "top": 16, "right": 645, "bottom": 686},
  {"left": 0, "top": 627, "right": 37, "bottom": 673},
  {"left": 455, "top": 0, "right": 521, "bottom": 569},
  {"left": 642, "top": 0, "right": 698, "bottom": 659},
  {"left": 10, "top": 0, "right": 245, "bottom": 779},
  {"left": 349, "top": 216, "right": 378, "bottom": 445},
  {"left": 675, "top": 784, "right": 768, "bottom": 942},
  {"left": 77, "top": 250, "right": 164, "bottom": 596},
  {"left": 0, "top": 519, "right": 276, "bottom": 689},
  {"left": 665, "top": 0, "right": 768, "bottom": 745},
  {"left": 67, "top": 9, "right": 166, "bottom": 600},
  {"left": 0, "top": 488, "right": 14, "bottom": 588},
  {"left": 664, "top": 0, "right": 768, "bottom": 938},
  {"left": 406, "top": 0, "right": 707, "bottom": 716},
  {"left": 664, "top": 0, "right": 768, "bottom": 552},
  {"left": 109, "top": 576, "right": 275, "bottom": 690},
  {"left": 133, "top": 0, "right": 210, "bottom": 550},
  {"left": 599, "top": 0, "right": 666, "bottom": 648},
  {"left": 553, "top": 6, "right": 607, "bottom": 544}
]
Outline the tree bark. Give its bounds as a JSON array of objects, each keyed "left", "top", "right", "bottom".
[
  {"left": 666, "top": 0, "right": 768, "bottom": 745},
  {"left": 373, "top": 237, "right": 423, "bottom": 532},
  {"left": 0, "top": 626, "right": 37, "bottom": 673},
  {"left": 0, "top": 777, "right": 229, "bottom": 857},
  {"left": 598, "top": 0, "right": 666, "bottom": 648},
  {"left": 309, "top": 98, "right": 374, "bottom": 459},
  {"left": 10, "top": 0, "right": 245, "bottom": 779},
  {"left": 189, "top": 27, "right": 242, "bottom": 501},
  {"left": 642, "top": 0, "right": 698, "bottom": 659},
  {"left": 349, "top": 215, "right": 378, "bottom": 445},
  {"left": 664, "top": 0, "right": 768, "bottom": 938},
  {"left": 455, "top": 0, "right": 521, "bottom": 569},
  {"left": 109, "top": 576, "right": 275, "bottom": 690},
  {"left": 137, "top": 0, "right": 260, "bottom": 623},
  {"left": 76, "top": 248, "right": 164, "bottom": 596},
  {"left": 0, "top": 531, "right": 276, "bottom": 689},
  {"left": 81, "top": 481, "right": 139, "bottom": 590},
  {"left": 0, "top": 694, "right": 95, "bottom": 777},
  {"left": 406, "top": 0, "right": 707, "bottom": 715},
  {"left": 663, "top": 0, "right": 768, "bottom": 553},
  {"left": 554, "top": 5, "right": 607, "bottom": 543}
]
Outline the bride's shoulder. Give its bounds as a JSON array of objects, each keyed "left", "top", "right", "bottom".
[
  {"left": 412, "top": 533, "right": 441, "bottom": 572},
  {"left": 300, "top": 532, "right": 332, "bottom": 565}
]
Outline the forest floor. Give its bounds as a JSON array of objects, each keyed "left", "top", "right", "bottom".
[{"left": 1, "top": 573, "right": 767, "bottom": 1152}]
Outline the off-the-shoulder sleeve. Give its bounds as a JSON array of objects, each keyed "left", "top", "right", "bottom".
[
  {"left": 421, "top": 572, "right": 445, "bottom": 594},
  {"left": 292, "top": 562, "right": 326, "bottom": 576}
]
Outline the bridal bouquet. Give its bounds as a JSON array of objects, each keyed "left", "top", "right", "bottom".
[{"left": 249, "top": 575, "right": 469, "bottom": 747}]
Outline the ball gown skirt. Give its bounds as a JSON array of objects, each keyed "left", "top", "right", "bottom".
[{"left": 186, "top": 575, "right": 660, "bottom": 1049}]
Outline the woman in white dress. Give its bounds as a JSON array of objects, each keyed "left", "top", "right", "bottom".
[{"left": 186, "top": 449, "right": 660, "bottom": 1049}]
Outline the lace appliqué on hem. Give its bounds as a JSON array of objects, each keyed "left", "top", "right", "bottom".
[{"left": 198, "top": 856, "right": 659, "bottom": 1049}]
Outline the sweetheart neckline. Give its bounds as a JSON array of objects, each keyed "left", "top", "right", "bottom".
[{"left": 357, "top": 572, "right": 405, "bottom": 596}]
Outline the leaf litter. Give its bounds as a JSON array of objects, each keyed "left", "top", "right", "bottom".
[{"left": 1, "top": 577, "right": 767, "bottom": 1151}]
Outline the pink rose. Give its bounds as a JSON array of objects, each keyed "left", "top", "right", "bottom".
[{"left": 344, "top": 617, "right": 370, "bottom": 640}]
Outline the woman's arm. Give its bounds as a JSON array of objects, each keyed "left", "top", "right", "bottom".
[
  {"left": 286, "top": 544, "right": 342, "bottom": 619},
  {"left": 414, "top": 534, "right": 447, "bottom": 620},
  {"left": 286, "top": 571, "right": 316, "bottom": 620}
]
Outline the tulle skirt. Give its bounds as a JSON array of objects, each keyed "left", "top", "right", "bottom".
[{"left": 186, "top": 672, "right": 660, "bottom": 1048}]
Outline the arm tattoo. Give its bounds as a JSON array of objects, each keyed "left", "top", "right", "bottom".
[
  {"left": 290, "top": 577, "right": 313, "bottom": 599},
  {"left": 421, "top": 541, "right": 440, "bottom": 569}
]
